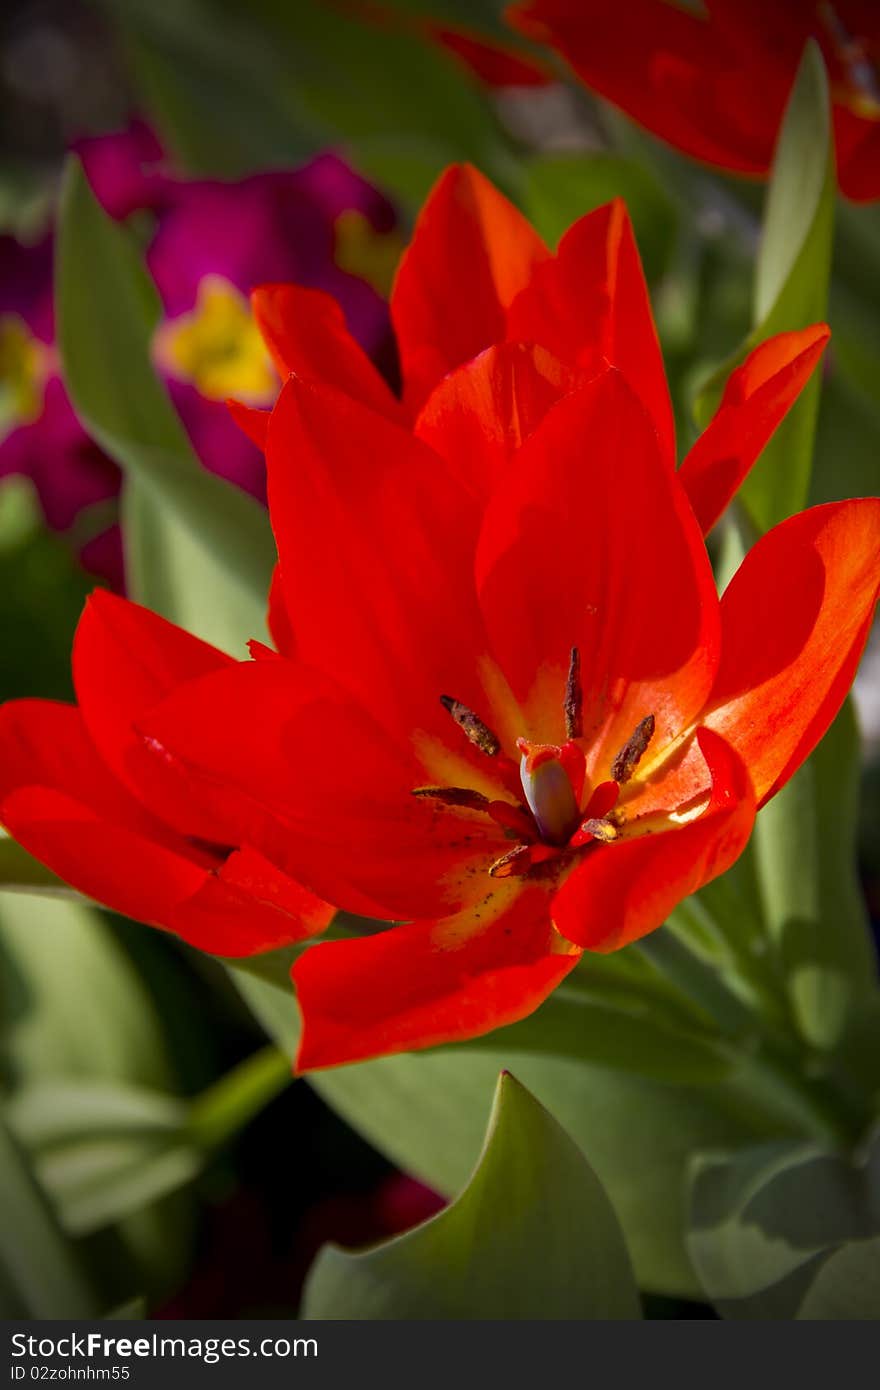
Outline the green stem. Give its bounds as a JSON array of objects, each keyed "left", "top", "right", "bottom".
[{"left": 187, "top": 1045, "right": 292, "bottom": 1153}]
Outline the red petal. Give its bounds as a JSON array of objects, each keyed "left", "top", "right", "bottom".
[
  {"left": 170, "top": 847, "right": 335, "bottom": 957},
  {"left": 139, "top": 659, "right": 510, "bottom": 922},
  {"left": 551, "top": 728, "right": 756, "bottom": 950},
  {"left": 0, "top": 699, "right": 176, "bottom": 844},
  {"left": 293, "top": 883, "right": 579, "bottom": 1070},
  {"left": 227, "top": 398, "right": 269, "bottom": 449},
  {"left": 267, "top": 563, "right": 295, "bottom": 657},
  {"left": 679, "top": 326, "right": 830, "bottom": 534},
  {"left": 704, "top": 499, "right": 880, "bottom": 804},
  {"left": 414, "top": 341, "right": 583, "bottom": 505},
  {"left": 509, "top": 1, "right": 775, "bottom": 173},
  {"left": 476, "top": 369, "right": 720, "bottom": 780},
  {"left": 391, "top": 164, "right": 549, "bottom": 410},
  {"left": 72, "top": 589, "right": 231, "bottom": 830},
  {"left": 267, "top": 375, "right": 491, "bottom": 747},
  {"left": 251, "top": 284, "right": 403, "bottom": 421},
  {"left": 508, "top": 198, "right": 675, "bottom": 465},
  {"left": 1, "top": 785, "right": 205, "bottom": 923}
]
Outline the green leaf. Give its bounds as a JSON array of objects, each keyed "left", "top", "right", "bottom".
[
  {"left": 0, "top": 1116, "right": 96, "bottom": 1318},
  {"left": 56, "top": 158, "right": 273, "bottom": 651},
  {"left": 303, "top": 1071, "right": 641, "bottom": 1319},
  {"left": 693, "top": 42, "right": 834, "bottom": 531},
  {"left": 105, "top": 0, "right": 510, "bottom": 207},
  {"left": 687, "top": 1130, "right": 880, "bottom": 1318},
  {"left": 523, "top": 152, "right": 677, "bottom": 281},
  {"left": 752, "top": 700, "right": 878, "bottom": 1054},
  {"left": 308, "top": 1046, "right": 817, "bottom": 1300},
  {"left": 797, "top": 1235, "right": 880, "bottom": 1319},
  {"left": 0, "top": 892, "right": 174, "bottom": 1090}
]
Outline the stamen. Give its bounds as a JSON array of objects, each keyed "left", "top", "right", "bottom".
[
  {"left": 440, "top": 695, "right": 501, "bottom": 757},
  {"left": 611, "top": 714, "right": 655, "bottom": 784},
  {"left": 580, "top": 817, "right": 619, "bottom": 843},
  {"left": 412, "top": 786, "right": 490, "bottom": 811},
  {"left": 564, "top": 646, "right": 583, "bottom": 739},
  {"left": 488, "top": 844, "right": 532, "bottom": 878}
]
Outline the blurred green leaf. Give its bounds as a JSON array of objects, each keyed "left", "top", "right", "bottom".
[
  {"left": 687, "top": 1130, "right": 880, "bottom": 1318},
  {"left": 7, "top": 1047, "right": 290, "bottom": 1235},
  {"left": 752, "top": 701, "right": 878, "bottom": 1055},
  {"left": 796, "top": 1235, "right": 880, "bottom": 1319},
  {"left": 303, "top": 1070, "right": 640, "bottom": 1319},
  {"left": 0, "top": 1115, "right": 96, "bottom": 1318},
  {"left": 693, "top": 43, "right": 834, "bottom": 531},
  {"left": 106, "top": 1295, "right": 147, "bottom": 1318},
  {"left": 105, "top": 0, "right": 510, "bottom": 206},
  {"left": 523, "top": 152, "right": 677, "bottom": 281},
  {"left": 56, "top": 159, "right": 273, "bottom": 651},
  {"left": 0, "top": 892, "right": 173, "bottom": 1091}
]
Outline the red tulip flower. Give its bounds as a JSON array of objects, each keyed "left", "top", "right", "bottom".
[
  {"left": 508, "top": 1, "right": 880, "bottom": 202},
  {"left": 0, "top": 167, "right": 877, "bottom": 1074}
]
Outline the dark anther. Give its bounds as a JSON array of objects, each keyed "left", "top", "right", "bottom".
[
  {"left": 564, "top": 646, "right": 583, "bottom": 740},
  {"left": 412, "top": 786, "right": 490, "bottom": 811},
  {"left": 581, "top": 817, "right": 619, "bottom": 843},
  {"left": 488, "top": 844, "right": 531, "bottom": 878},
  {"left": 611, "top": 714, "right": 656, "bottom": 784},
  {"left": 440, "top": 695, "right": 501, "bottom": 757}
]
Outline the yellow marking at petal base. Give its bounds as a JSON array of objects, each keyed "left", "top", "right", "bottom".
[
  {"left": 0, "top": 316, "right": 49, "bottom": 442},
  {"left": 412, "top": 728, "right": 505, "bottom": 804},
  {"left": 154, "top": 276, "right": 277, "bottom": 404},
  {"left": 334, "top": 210, "right": 404, "bottom": 296},
  {"left": 428, "top": 877, "right": 521, "bottom": 951}
]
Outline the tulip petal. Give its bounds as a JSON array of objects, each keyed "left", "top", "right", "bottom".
[
  {"left": 170, "top": 846, "right": 335, "bottom": 956},
  {"left": 293, "top": 883, "right": 579, "bottom": 1070},
  {"left": 679, "top": 326, "right": 830, "bottom": 534},
  {"left": 509, "top": 1, "right": 773, "bottom": 173},
  {"left": 139, "top": 658, "right": 510, "bottom": 923},
  {"left": 72, "top": 589, "right": 231, "bottom": 833},
  {"left": 226, "top": 397, "right": 269, "bottom": 449},
  {"left": 507, "top": 198, "right": 675, "bottom": 465},
  {"left": 391, "top": 164, "right": 549, "bottom": 410},
  {"left": 0, "top": 698, "right": 177, "bottom": 845},
  {"left": 476, "top": 370, "right": 720, "bottom": 779},
  {"left": 551, "top": 728, "right": 755, "bottom": 951},
  {"left": 267, "top": 374, "right": 493, "bottom": 747},
  {"left": 267, "top": 563, "right": 295, "bottom": 657},
  {"left": 414, "top": 341, "right": 583, "bottom": 504},
  {"left": 704, "top": 499, "right": 880, "bottom": 804},
  {"left": 251, "top": 283, "right": 403, "bottom": 420}
]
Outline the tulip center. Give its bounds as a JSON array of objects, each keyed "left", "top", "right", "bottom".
[
  {"left": 414, "top": 647, "right": 658, "bottom": 881},
  {"left": 153, "top": 275, "right": 277, "bottom": 404},
  {"left": 517, "top": 741, "right": 580, "bottom": 846},
  {"left": 0, "top": 315, "right": 49, "bottom": 441}
]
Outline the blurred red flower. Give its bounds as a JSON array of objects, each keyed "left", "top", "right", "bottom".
[
  {"left": 507, "top": 0, "right": 880, "bottom": 201},
  {"left": 0, "top": 167, "right": 877, "bottom": 1073}
]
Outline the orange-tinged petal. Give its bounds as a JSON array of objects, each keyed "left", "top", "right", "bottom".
[
  {"left": 704, "top": 499, "right": 880, "bottom": 805},
  {"left": 293, "top": 883, "right": 579, "bottom": 1071},
  {"left": 414, "top": 341, "right": 583, "bottom": 504},
  {"left": 551, "top": 728, "right": 755, "bottom": 951},
  {"left": 679, "top": 326, "right": 831, "bottom": 535},
  {"left": 251, "top": 284, "right": 404, "bottom": 421},
  {"left": 476, "top": 370, "right": 720, "bottom": 777},
  {"left": 508, "top": 198, "right": 675, "bottom": 465},
  {"left": 391, "top": 164, "right": 550, "bottom": 410}
]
